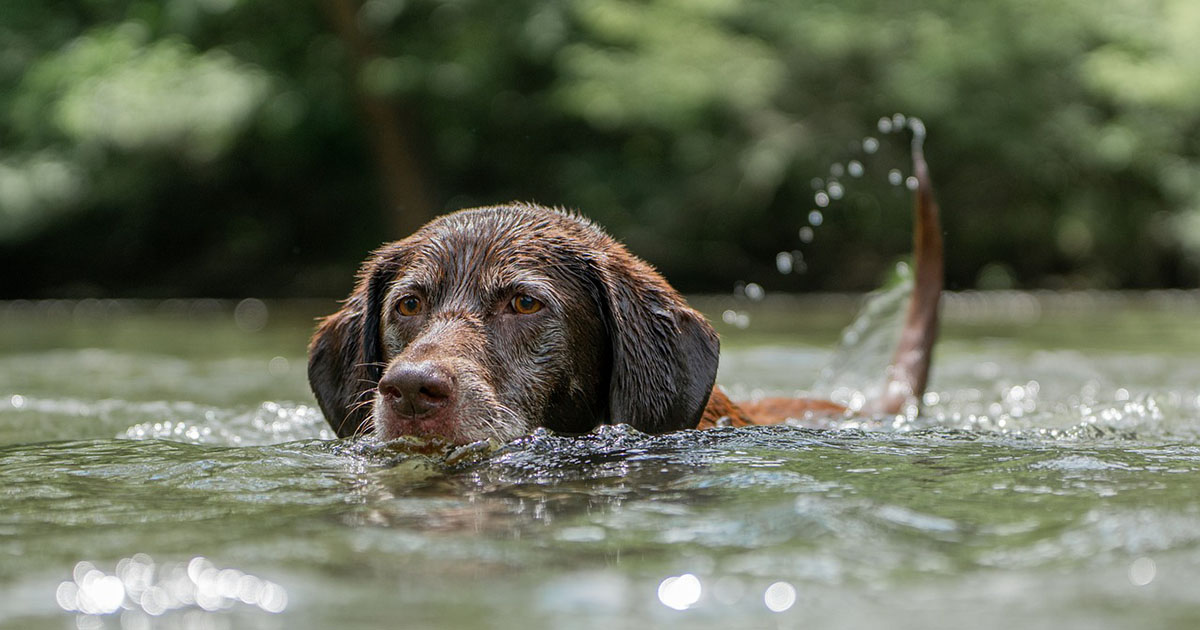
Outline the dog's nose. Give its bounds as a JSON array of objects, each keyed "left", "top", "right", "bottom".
[{"left": 378, "top": 362, "right": 454, "bottom": 418}]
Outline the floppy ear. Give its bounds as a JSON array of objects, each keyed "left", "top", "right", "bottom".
[
  {"left": 591, "top": 252, "right": 720, "bottom": 433},
  {"left": 307, "top": 254, "right": 398, "bottom": 437}
]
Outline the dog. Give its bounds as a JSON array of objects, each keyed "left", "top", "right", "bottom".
[{"left": 308, "top": 141, "right": 941, "bottom": 444}]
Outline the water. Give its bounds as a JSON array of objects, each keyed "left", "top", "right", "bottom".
[{"left": 2, "top": 294, "right": 1200, "bottom": 629}]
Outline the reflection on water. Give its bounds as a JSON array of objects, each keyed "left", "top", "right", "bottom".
[
  {"left": 56, "top": 555, "right": 287, "bottom": 617},
  {"left": 2, "top": 296, "right": 1200, "bottom": 629}
]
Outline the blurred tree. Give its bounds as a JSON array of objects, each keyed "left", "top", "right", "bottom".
[
  {"left": 323, "top": 0, "right": 435, "bottom": 235},
  {"left": 0, "top": 0, "right": 1197, "bottom": 297}
]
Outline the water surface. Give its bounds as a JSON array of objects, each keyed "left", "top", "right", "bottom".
[{"left": 2, "top": 294, "right": 1199, "bottom": 629}]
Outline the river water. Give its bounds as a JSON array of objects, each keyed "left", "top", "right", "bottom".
[{"left": 2, "top": 293, "right": 1199, "bottom": 629}]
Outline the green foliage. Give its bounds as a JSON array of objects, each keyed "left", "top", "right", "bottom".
[
  {"left": 1, "top": 0, "right": 1198, "bottom": 296},
  {"left": 16, "top": 23, "right": 269, "bottom": 160}
]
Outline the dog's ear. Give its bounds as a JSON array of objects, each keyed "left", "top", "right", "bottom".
[
  {"left": 590, "top": 251, "right": 720, "bottom": 433},
  {"left": 307, "top": 253, "right": 398, "bottom": 437}
]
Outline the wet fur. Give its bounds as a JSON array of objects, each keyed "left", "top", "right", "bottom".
[{"left": 308, "top": 204, "right": 720, "bottom": 442}]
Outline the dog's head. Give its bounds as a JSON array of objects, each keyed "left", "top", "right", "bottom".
[{"left": 307, "top": 203, "right": 720, "bottom": 443}]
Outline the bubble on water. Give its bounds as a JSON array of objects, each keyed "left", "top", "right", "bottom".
[
  {"left": 905, "top": 176, "right": 919, "bottom": 190},
  {"left": 827, "top": 181, "right": 844, "bottom": 200},
  {"left": 814, "top": 191, "right": 830, "bottom": 207},
  {"left": 763, "top": 581, "right": 797, "bottom": 612},
  {"left": 798, "top": 227, "right": 814, "bottom": 243},
  {"left": 808, "top": 210, "right": 824, "bottom": 226},
  {"left": 877, "top": 117, "right": 893, "bottom": 133},
  {"left": 829, "top": 163, "right": 845, "bottom": 177},
  {"left": 775, "top": 252, "right": 794, "bottom": 274},
  {"left": 863, "top": 137, "right": 879, "bottom": 154},
  {"left": 234, "top": 298, "right": 268, "bottom": 332},
  {"left": 1129, "top": 557, "right": 1156, "bottom": 586},
  {"left": 657, "top": 573, "right": 702, "bottom": 611},
  {"left": 888, "top": 169, "right": 903, "bottom": 186},
  {"left": 847, "top": 160, "right": 864, "bottom": 177},
  {"left": 744, "top": 283, "right": 765, "bottom": 301}
]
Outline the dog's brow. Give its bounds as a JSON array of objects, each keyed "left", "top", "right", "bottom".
[
  {"left": 487, "top": 269, "right": 560, "bottom": 299},
  {"left": 386, "top": 272, "right": 433, "bottom": 298}
]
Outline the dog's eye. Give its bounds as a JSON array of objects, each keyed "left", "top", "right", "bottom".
[
  {"left": 511, "top": 295, "right": 543, "bottom": 315},
  {"left": 396, "top": 295, "right": 423, "bottom": 316}
]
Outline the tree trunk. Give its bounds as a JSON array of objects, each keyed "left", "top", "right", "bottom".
[{"left": 323, "top": 0, "right": 436, "bottom": 238}]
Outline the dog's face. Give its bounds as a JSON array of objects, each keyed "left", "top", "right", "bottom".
[
  {"left": 368, "top": 209, "right": 611, "bottom": 443},
  {"left": 307, "top": 204, "right": 720, "bottom": 444}
]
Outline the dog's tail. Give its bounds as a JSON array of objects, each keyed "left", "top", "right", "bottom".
[
  {"left": 865, "top": 126, "right": 943, "bottom": 415},
  {"left": 699, "top": 127, "right": 943, "bottom": 429}
]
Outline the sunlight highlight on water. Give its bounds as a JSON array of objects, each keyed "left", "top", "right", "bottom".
[
  {"left": 657, "top": 574, "right": 702, "bottom": 610},
  {"left": 56, "top": 555, "right": 287, "bottom": 620},
  {"left": 121, "top": 401, "right": 332, "bottom": 444},
  {"left": 763, "top": 581, "right": 797, "bottom": 612}
]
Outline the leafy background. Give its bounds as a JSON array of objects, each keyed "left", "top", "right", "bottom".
[{"left": 2, "top": 0, "right": 1199, "bottom": 297}]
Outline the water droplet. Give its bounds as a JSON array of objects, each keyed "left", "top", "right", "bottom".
[
  {"left": 798, "top": 227, "right": 814, "bottom": 243},
  {"left": 775, "top": 252, "right": 794, "bottom": 274},
  {"left": 810, "top": 177, "right": 824, "bottom": 190},
  {"left": 892, "top": 113, "right": 907, "bottom": 129},
  {"left": 827, "top": 182, "right": 844, "bottom": 200},
  {"left": 888, "top": 169, "right": 903, "bottom": 186},
  {"left": 908, "top": 117, "right": 926, "bottom": 137},
  {"left": 814, "top": 192, "right": 830, "bottom": 207},
  {"left": 808, "top": 210, "right": 824, "bottom": 226},
  {"left": 863, "top": 137, "right": 879, "bottom": 154},
  {"left": 848, "top": 160, "right": 864, "bottom": 177},
  {"left": 829, "top": 163, "right": 845, "bottom": 177},
  {"left": 905, "top": 176, "right": 919, "bottom": 190},
  {"left": 877, "top": 117, "right": 893, "bottom": 133},
  {"left": 9, "top": 394, "right": 24, "bottom": 409},
  {"left": 792, "top": 255, "right": 807, "bottom": 274},
  {"left": 744, "top": 283, "right": 765, "bottom": 301}
]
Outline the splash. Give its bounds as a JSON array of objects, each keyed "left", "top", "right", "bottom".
[{"left": 813, "top": 262, "right": 914, "bottom": 410}]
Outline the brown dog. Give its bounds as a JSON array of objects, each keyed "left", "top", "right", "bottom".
[{"left": 308, "top": 141, "right": 941, "bottom": 444}]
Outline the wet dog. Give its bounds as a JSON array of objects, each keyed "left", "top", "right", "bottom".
[{"left": 308, "top": 142, "right": 941, "bottom": 444}]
